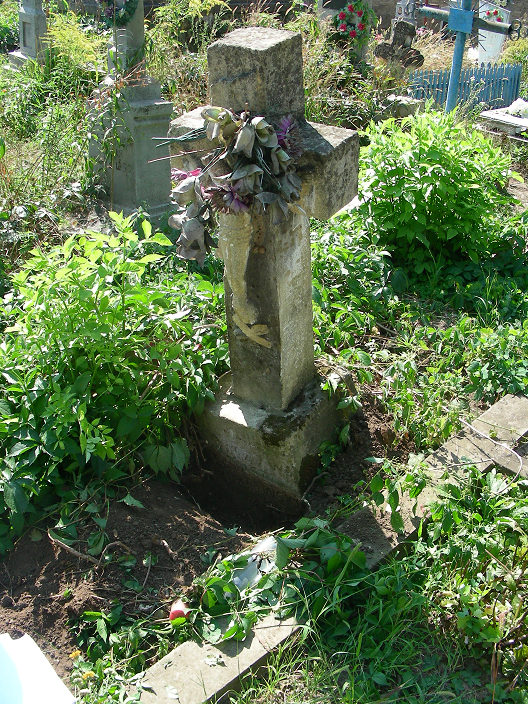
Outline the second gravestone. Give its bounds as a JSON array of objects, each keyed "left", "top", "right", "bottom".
[{"left": 170, "top": 28, "right": 359, "bottom": 499}]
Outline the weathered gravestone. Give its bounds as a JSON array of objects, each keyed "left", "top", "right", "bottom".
[
  {"left": 169, "top": 28, "right": 359, "bottom": 499},
  {"left": 8, "top": 0, "right": 47, "bottom": 68},
  {"left": 88, "top": 0, "right": 172, "bottom": 219}
]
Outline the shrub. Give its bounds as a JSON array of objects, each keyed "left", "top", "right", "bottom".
[
  {"left": 357, "top": 110, "right": 519, "bottom": 273},
  {"left": 501, "top": 37, "right": 528, "bottom": 98},
  {"left": 0, "top": 214, "right": 226, "bottom": 553},
  {"left": 0, "top": 0, "right": 18, "bottom": 54}
]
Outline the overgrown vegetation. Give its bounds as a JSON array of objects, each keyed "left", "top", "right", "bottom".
[{"left": 1, "top": 1, "right": 528, "bottom": 702}]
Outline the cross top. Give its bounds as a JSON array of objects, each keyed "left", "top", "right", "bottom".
[{"left": 207, "top": 28, "right": 305, "bottom": 122}]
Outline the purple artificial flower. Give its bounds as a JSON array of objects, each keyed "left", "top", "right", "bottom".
[
  {"left": 171, "top": 167, "right": 201, "bottom": 183},
  {"left": 203, "top": 183, "right": 251, "bottom": 214},
  {"left": 275, "top": 116, "right": 303, "bottom": 160}
]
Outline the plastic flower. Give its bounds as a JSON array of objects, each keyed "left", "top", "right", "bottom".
[
  {"left": 350, "top": 29, "right": 357, "bottom": 37},
  {"left": 275, "top": 115, "right": 302, "bottom": 160},
  {"left": 176, "top": 218, "right": 207, "bottom": 266},
  {"left": 358, "top": 22, "right": 365, "bottom": 30},
  {"left": 231, "top": 164, "right": 264, "bottom": 195},
  {"left": 339, "top": 22, "right": 347, "bottom": 32},
  {"left": 347, "top": 3, "right": 354, "bottom": 9},
  {"left": 204, "top": 183, "right": 251, "bottom": 214},
  {"left": 357, "top": 9, "right": 363, "bottom": 16},
  {"left": 233, "top": 123, "right": 256, "bottom": 158},
  {"left": 252, "top": 116, "right": 278, "bottom": 148},
  {"left": 339, "top": 11, "right": 346, "bottom": 19},
  {"left": 171, "top": 167, "right": 201, "bottom": 183},
  {"left": 497, "top": 16, "right": 502, "bottom": 20},
  {"left": 493, "top": 9, "right": 498, "bottom": 14}
]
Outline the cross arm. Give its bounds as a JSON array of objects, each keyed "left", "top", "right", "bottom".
[{"left": 418, "top": 4, "right": 514, "bottom": 37}]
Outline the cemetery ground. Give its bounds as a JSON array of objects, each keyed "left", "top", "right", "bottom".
[{"left": 2, "top": 3, "right": 528, "bottom": 704}]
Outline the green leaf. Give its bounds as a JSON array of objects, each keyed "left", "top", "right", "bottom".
[
  {"left": 4, "top": 481, "right": 28, "bottom": 514},
  {"left": 372, "top": 672, "right": 388, "bottom": 686},
  {"left": 275, "top": 537, "right": 291, "bottom": 569},
  {"left": 370, "top": 475, "right": 384, "bottom": 493},
  {"left": 144, "top": 445, "right": 172, "bottom": 474},
  {"left": 356, "top": 350, "right": 372, "bottom": 366},
  {"left": 116, "top": 416, "right": 142, "bottom": 438},
  {"left": 152, "top": 233, "right": 173, "bottom": 246},
  {"left": 121, "top": 493, "right": 145, "bottom": 509},
  {"left": 96, "top": 617, "right": 108, "bottom": 642},
  {"left": 390, "top": 511, "right": 405, "bottom": 534}
]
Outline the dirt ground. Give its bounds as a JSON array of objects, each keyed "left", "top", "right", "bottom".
[{"left": 0, "top": 396, "right": 414, "bottom": 685}]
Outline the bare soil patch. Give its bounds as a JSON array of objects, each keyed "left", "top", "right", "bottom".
[{"left": 0, "top": 396, "right": 415, "bottom": 686}]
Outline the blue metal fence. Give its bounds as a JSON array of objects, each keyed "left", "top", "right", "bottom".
[{"left": 408, "top": 63, "right": 522, "bottom": 109}]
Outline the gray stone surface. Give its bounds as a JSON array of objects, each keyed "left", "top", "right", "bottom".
[
  {"left": 108, "top": 0, "right": 145, "bottom": 70},
  {"left": 208, "top": 28, "right": 305, "bottom": 122},
  {"left": 197, "top": 374, "right": 348, "bottom": 497},
  {"left": 138, "top": 615, "right": 299, "bottom": 704},
  {"left": 89, "top": 78, "right": 173, "bottom": 219},
  {"left": 222, "top": 206, "right": 314, "bottom": 410},
  {"left": 169, "top": 28, "right": 358, "bottom": 494},
  {"left": 340, "top": 394, "right": 528, "bottom": 568},
  {"left": 8, "top": 0, "right": 47, "bottom": 67}
]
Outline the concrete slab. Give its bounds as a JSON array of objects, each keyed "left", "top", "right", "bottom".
[{"left": 138, "top": 615, "right": 299, "bottom": 703}]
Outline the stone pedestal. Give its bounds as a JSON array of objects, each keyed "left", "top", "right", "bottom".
[
  {"left": 89, "top": 79, "right": 172, "bottom": 219},
  {"left": 8, "top": 0, "right": 47, "bottom": 68},
  {"left": 199, "top": 374, "right": 348, "bottom": 498}
]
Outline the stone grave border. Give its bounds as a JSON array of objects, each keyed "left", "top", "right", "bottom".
[{"left": 139, "top": 393, "right": 528, "bottom": 704}]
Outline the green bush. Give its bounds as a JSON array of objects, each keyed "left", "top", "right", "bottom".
[
  {"left": 0, "top": 0, "right": 18, "bottom": 54},
  {"left": 501, "top": 37, "right": 528, "bottom": 98},
  {"left": 357, "top": 111, "right": 519, "bottom": 273},
  {"left": 0, "top": 214, "right": 227, "bottom": 553}
]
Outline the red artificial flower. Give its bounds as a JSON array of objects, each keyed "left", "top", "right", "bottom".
[
  {"left": 347, "top": 4, "right": 354, "bottom": 10},
  {"left": 497, "top": 16, "right": 502, "bottom": 20},
  {"left": 339, "top": 11, "right": 346, "bottom": 19},
  {"left": 357, "top": 9, "right": 363, "bottom": 16},
  {"left": 350, "top": 29, "right": 357, "bottom": 37},
  {"left": 339, "top": 22, "right": 347, "bottom": 31},
  {"left": 358, "top": 22, "right": 365, "bottom": 30},
  {"left": 493, "top": 8, "right": 498, "bottom": 14},
  {"left": 486, "top": 9, "right": 491, "bottom": 14}
]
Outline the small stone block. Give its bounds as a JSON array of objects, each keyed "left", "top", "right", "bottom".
[
  {"left": 139, "top": 615, "right": 299, "bottom": 704},
  {"left": 197, "top": 374, "right": 347, "bottom": 497},
  {"left": 207, "top": 28, "right": 305, "bottom": 121},
  {"left": 298, "top": 121, "right": 359, "bottom": 221},
  {"left": 471, "top": 394, "right": 528, "bottom": 443}
]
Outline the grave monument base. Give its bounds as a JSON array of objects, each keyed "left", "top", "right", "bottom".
[
  {"left": 197, "top": 373, "right": 349, "bottom": 499},
  {"left": 8, "top": 51, "right": 32, "bottom": 69},
  {"left": 89, "top": 79, "right": 172, "bottom": 220}
]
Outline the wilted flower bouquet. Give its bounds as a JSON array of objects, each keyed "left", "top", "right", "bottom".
[
  {"left": 332, "top": 0, "right": 377, "bottom": 56},
  {"left": 163, "top": 106, "right": 303, "bottom": 266}
]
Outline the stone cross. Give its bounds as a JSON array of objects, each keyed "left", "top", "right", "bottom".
[
  {"left": 8, "top": 0, "right": 47, "bottom": 68},
  {"left": 107, "top": 0, "right": 145, "bottom": 71},
  {"left": 171, "top": 28, "right": 358, "bottom": 410},
  {"left": 169, "top": 28, "right": 359, "bottom": 497}
]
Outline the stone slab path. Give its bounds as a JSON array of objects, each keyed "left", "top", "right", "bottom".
[{"left": 138, "top": 393, "right": 528, "bottom": 703}]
